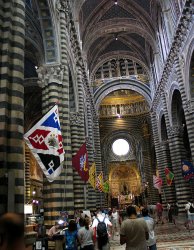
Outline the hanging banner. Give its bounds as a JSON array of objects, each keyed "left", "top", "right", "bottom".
[{"left": 24, "top": 105, "right": 65, "bottom": 182}]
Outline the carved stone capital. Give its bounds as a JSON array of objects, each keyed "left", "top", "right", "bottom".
[
  {"left": 36, "top": 64, "right": 64, "bottom": 87},
  {"left": 85, "top": 136, "right": 93, "bottom": 147},
  {"left": 150, "top": 110, "right": 157, "bottom": 118},
  {"left": 159, "top": 140, "right": 169, "bottom": 149},
  {"left": 92, "top": 114, "right": 99, "bottom": 123},
  {"left": 70, "top": 112, "right": 83, "bottom": 125},
  {"left": 56, "top": 0, "right": 69, "bottom": 14},
  {"left": 55, "top": 0, "right": 71, "bottom": 26},
  {"left": 168, "top": 125, "right": 184, "bottom": 138}
]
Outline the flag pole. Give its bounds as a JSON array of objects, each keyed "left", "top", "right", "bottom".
[{"left": 162, "top": 188, "right": 166, "bottom": 203}]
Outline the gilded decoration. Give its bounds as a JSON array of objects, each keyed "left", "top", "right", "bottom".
[
  {"left": 30, "top": 151, "right": 43, "bottom": 181},
  {"left": 109, "top": 162, "right": 141, "bottom": 203}
]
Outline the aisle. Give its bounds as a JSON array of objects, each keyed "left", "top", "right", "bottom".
[{"left": 110, "top": 216, "right": 194, "bottom": 250}]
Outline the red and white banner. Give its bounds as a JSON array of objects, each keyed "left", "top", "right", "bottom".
[
  {"left": 153, "top": 175, "right": 162, "bottom": 190},
  {"left": 24, "top": 105, "right": 65, "bottom": 182}
]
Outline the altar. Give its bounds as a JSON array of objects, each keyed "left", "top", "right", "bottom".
[{"left": 118, "top": 193, "right": 134, "bottom": 208}]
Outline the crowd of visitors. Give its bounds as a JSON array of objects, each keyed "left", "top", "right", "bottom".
[
  {"left": 2, "top": 200, "right": 194, "bottom": 250},
  {"left": 37, "top": 200, "right": 194, "bottom": 250}
]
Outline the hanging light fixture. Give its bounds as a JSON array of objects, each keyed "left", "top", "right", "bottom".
[
  {"left": 115, "top": 34, "right": 118, "bottom": 41},
  {"left": 114, "top": 0, "right": 118, "bottom": 5}
]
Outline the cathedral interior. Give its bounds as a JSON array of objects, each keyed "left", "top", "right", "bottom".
[{"left": 1, "top": 0, "right": 194, "bottom": 248}]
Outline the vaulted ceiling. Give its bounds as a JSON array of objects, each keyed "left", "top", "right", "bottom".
[
  {"left": 74, "top": 0, "right": 158, "bottom": 78},
  {"left": 72, "top": 0, "right": 160, "bottom": 116}
]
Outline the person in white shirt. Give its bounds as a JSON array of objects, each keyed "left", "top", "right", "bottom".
[
  {"left": 48, "top": 222, "right": 60, "bottom": 237},
  {"left": 142, "top": 208, "right": 157, "bottom": 250},
  {"left": 111, "top": 207, "right": 119, "bottom": 239},
  {"left": 185, "top": 200, "right": 194, "bottom": 229},
  {"left": 92, "top": 211, "right": 112, "bottom": 250}
]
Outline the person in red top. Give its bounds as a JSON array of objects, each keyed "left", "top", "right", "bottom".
[{"left": 156, "top": 202, "right": 164, "bottom": 224}]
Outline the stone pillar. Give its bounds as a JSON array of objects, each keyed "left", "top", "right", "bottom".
[
  {"left": 175, "top": 57, "right": 194, "bottom": 161},
  {"left": 184, "top": 100, "right": 194, "bottom": 158},
  {"left": 101, "top": 66, "right": 104, "bottom": 79},
  {"left": 124, "top": 59, "right": 129, "bottom": 76},
  {"left": 159, "top": 92, "right": 176, "bottom": 204},
  {"left": 158, "top": 141, "right": 176, "bottom": 203},
  {"left": 39, "top": 63, "right": 74, "bottom": 226},
  {"left": 93, "top": 117, "right": 104, "bottom": 209},
  {"left": 0, "top": 0, "right": 25, "bottom": 214},
  {"left": 151, "top": 112, "right": 170, "bottom": 204},
  {"left": 141, "top": 121, "right": 157, "bottom": 204},
  {"left": 168, "top": 126, "right": 190, "bottom": 209},
  {"left": 86, "top": 100, "right": 97, "bottom": 211},
  {"left": 116, "top": 60, "right": 121, "bottom": 77},
  {"left": 108, "top": 61, "right": 112, "bottom": 78},
  {"left": 133, "top": 61, "right": 137, "bottom": 75},
  {"left": 70, "top": 64, "right": 86, "bottom": 211}
]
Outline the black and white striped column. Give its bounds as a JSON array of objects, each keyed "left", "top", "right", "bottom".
[
  {"left": 70, "top": 65, "right": 86, "bottom": 211},
  {"left": 0, "top": 0, "right": 25, "bottom": 214}
]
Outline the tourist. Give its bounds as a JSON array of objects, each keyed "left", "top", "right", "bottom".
[
  {"left": 167, "top": 203, "right": 173, "bottom": 223},
  {"left": 120, "top": 206, "right": 149, "bottom": 249},
  {"left": 174, "top": 201, "right": 179, "bottom": 216},
  {"left": 142, "top": 208, "right": 157, "bottom": 250},
  {"left": 156, "top": 202, "right": 164, "bottom": 224},
  {"left": 78, "top": 217, "right": 94, "bottom": 250},
  {"left": 92, "top": 211, "right": 112, "bottom": 250},
  {"left": 185, "top": 200, "right": 191, "bottom": 229},
  {"left": 48, "top": 222, "right": 60, "bottom": 237},
  {"left": 0, "top": 213, "right": 25, "bottom": 250},
  {"left": 185, "top": 200, "right": 194, "bottom": 230},
  {"left": 63, "top": 220, "right": 78, "bottom": 250},
  {"left": 111, "top": 207, "right": 120, "bottom": 239}
]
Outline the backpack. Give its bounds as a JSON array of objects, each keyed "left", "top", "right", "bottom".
[
  {"left": 96, "top": 217, "right": 108, "bottom": 238},
  {"left": 189, "top": 204, "right": 194, "bottom": 213}
]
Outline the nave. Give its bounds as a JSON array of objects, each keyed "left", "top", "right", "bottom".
[{"left": 110, "top": 215, "right": 194, "bottom": 250}]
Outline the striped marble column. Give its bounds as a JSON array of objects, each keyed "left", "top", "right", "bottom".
[
  {"left": 151, "top": 112, "right": 167, "bottom": 202},
  {"left": 41, "top": 65, "right": 74, "bottom": 226},
  {"left": 167, "top": 126, "right": 190, "bottom": 209},
  {"left": 174, "top": 57, "right": 194, "bottom": 161},
  {"left": 0, "top": 0, "right": 25, "bottom": 214},
  {"left": 93, "top": 118, "right": 105, "bottom": 209},
  {"left": 70, "top": 65, "right": 86, "bottom": 211},
  {"left": 86, "top": 100, "right": 97, "bottom": 211},
  {"left": 159, "top": 93, "right": 176, "bottom": 204},
  {"left": 141, "top": 123, "right": 157, "bottom": 204},
  {"left": 158, "top": 141, "right": 176, "bottom": 204}
]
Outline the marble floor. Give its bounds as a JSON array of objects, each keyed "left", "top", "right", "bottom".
[{"left": 110, "top": 216, "right": 194, "bottom": 250}]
